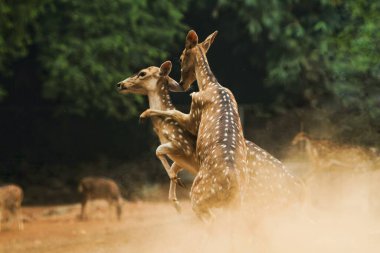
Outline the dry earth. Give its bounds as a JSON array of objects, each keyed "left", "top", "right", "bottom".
[{"left": 2, "top": 165, "right": 380, "bottom": 253}]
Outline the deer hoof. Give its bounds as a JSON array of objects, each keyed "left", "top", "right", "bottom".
[
  {"left": 140, "top": 109, "right": 152, "bottom": 119},
  {"left": 177, "top": 178, "right": 186, "bottom": 189},
  {"left": 173, "top": 200, "right": 182, "bottom": 214}
]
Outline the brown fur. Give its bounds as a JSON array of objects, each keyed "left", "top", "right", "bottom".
[
  {"left": 139, "top": 31, "right": 246, "bottom": 219},
  {"left": 78, "top": 177, "right": 123, "bottom": 220},
  {"left": 118, "top": 62, "right": 197, "bottom": 212},
  {"left": 120, "top": 61, "right": 303, "bottom": 215},
  {"left": 0, "top": 184, "right": 23, "bottom": 231},
  {"left": 292, "top": 131, "right": 377, "bottom": 175}
]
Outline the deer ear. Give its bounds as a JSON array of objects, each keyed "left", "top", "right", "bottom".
[
  {"left": 166, "top": 78, "right": 184, "bottom": 92},
  {"left": 185, "top": 30, "right": 198, "bottom": 49},
  {"left": 200, "top": 31, "right": 218, "bottom": 53},
  {"left": 159, "top": 61, "right": 172, "bottom": 76}
]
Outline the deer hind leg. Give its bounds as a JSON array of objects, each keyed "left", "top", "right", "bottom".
[
  {"left": 16, "top": 205, "right": 23, "bottom": 230},
  {"left": 80, "top": 198, "right": 88, "bottom": 220},
  {"left": 107, "top": 199, "right": 113, "bottom": 221},
  {"left": 116, "top": 198, "right": 122, "bottom": 221},
  {"left": 190, "top": 174, "right": 215, "bottom": 223},
  {"left": 156, "top": 143, "right": 183, "bottom": 213},
  {"left": 169, "top": 163, "right": 183, "bottom": 213},
  {"left": 0, "top": 208, "right": 2, "bottom": 232}
]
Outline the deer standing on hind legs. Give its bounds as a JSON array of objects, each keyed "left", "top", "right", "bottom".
[
  {"left": 117, "top": 61, "right": 198, "bottom": 212},
  {"left": 141, "top": 31, "right": 305, "bottom": 218},
  {"left": 140, "top": 30, "right": 249, "bottom": 220},
  {"left": 119, "top": 61, "right": 303, "bottom": 215}
]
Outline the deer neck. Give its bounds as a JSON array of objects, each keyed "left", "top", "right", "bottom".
[
  {"left": 147, "top": 88, "right": 174, "bottom": 126},
  {"left": 147, "top": 88, "right": 174, "bottom": 111},
  {"left": 194, "top": 46, "right": 218, "bottom": 91}
]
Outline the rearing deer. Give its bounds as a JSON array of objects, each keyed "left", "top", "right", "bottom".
[
  {"left": 140, "top": 31, "right": 304, "bottom": 218},
  {"left": 117, "top": 61, "right": 197, "bottom": 212},
  {"left": 140, "top": 30, "right": 249, "bottom": 219},
  {"left": 118, "top": 61, "right": 303, "bottom": 215}
]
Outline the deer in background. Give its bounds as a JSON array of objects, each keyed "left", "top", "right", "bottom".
[
  {"left": 78, "top": 177, "right": 123, "bottom": 220},
  {"left": 118, "top": 61, "right": 303, "bottom": 216},
  {"left": 292, "top": 131, "right": 377, "bottom": 175},
  {"left": 0, "top": 184, "right": 23, "bottom": 231},
  {"left": 139, "top": 30, "right": 302, "bottom": 219}
]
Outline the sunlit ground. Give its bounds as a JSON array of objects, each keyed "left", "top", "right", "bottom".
[{"left": 1, "top": 158, "right": 380, "bottom": 253}]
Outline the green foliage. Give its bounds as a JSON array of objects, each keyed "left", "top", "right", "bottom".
[
  {"left": 215, "top": 0, "right": 380, "bottom": 140},
  {"left": 325, "top": 1, "right": 380, "bottom": 126},
  {"left": 0, "top": 0, "right": 48, "bottom": 104},
  {"left": 0, "top": 86, "right": 6, "bottom": 101},
  {"left": 0, "top": 0, "right": 47, "bottom": 75},
  {"left": 37, "top": 0, "right": 188, "bottom": 118},
  {"left": 0, "top": 0, "right": 188, "bottom": 118}
]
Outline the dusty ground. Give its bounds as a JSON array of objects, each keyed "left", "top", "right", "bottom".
[
  {"left": 2, "top": 196, "right": 380, "bottom": 253},
  {"left": 2, "top": 165, "right": 380, "bottom": 253},
  {"left": 0, "top": 201, "right": 201, "bottom": 253}
]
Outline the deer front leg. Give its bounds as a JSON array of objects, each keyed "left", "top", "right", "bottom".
[
  {"left": 80, "top": 197, "right": 88, "bottom": 220},
  {"left": 140, "top": 109, "right": 196, "bottom": 135},
  {"left": 16, "top": 207, "right": 24, "bottom": 230},
  {"left": 0, "top": 208, "right": 2, "bottom": 232}
]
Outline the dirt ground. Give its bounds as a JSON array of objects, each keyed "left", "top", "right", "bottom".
[
  {"left": 2, "top": 196, "right": 380, "bottom": 253},
  {"left": 0, "top": 201, "right": 201, "bottom": 253},
  {"left": 2, "top": 166, "right": 380, "bottom": 252}
]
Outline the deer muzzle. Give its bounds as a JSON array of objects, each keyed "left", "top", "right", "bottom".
[{"left": 117, "top": 81, "right": 127, "bottom": 90}]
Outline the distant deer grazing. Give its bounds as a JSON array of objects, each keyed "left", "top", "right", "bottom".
[
  {"left": 140, "top": 30, "right": 249, "bottom": 220},
  {"left": 0, "top": 184, "right": 23, "bottom": 231},
  {"left": 78, "top": 177, "right": 123, "bottom": 220},
  {"left": 118, "top": 61, "right": 302, "bottom": 215},
  {"left": 292, "top": 131, "right": 377, "bottom": 174}
]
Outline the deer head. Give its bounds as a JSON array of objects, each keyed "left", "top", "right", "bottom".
[
  {"left": 292, "top": 131, "right": 309, "bottom": 145},
  {"left": 117, "top": 61, "right": 183, "bottom": 95},
  {"left": 179, "top": 30, "right": 218, "bottom": 91}
]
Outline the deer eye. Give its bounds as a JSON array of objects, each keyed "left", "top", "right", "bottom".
[{"left": 138, "top": 72, "right": 147, "bottom": 77}]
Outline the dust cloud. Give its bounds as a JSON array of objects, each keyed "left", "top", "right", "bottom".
[{"left": 131, "top": 161, "right": 380, "bottom": 253}]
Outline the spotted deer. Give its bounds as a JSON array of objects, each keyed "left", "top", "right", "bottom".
[
  {"left": 117, "top": 61, "right": 197, "bottom": 212},
  {"left": 118, "top": 61, "right": 302, "bottom": 215},
  {"left": 0, "top": 184, "right": 23, "bottom": 231},
  {"left": 140, "top": 30, "right": 252, "bottom": 219},
  {"left": 78, "top": 177, "right": 123, "bottom": 220},
  {"left": 292, "top": 131, "right": 377, "bottom": 175}
]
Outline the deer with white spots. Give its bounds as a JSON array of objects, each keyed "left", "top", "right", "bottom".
[
  {"left": 292, "top": 131, "right": 377, "bottom": 174},
  {"left": 117, "top": 61, "right": 197, "bottom": 212},
  {"left": 119, "top": 61, "right": 303, "bottom": 216},
  {"left": 0, "top": 184, "right": 24, "bottom": 231},
  {"left": 140, "top": 30, "right": 249, "bottom": 220},
  {"left": 140, "top": 31, "right": 304, "bottom": 218}
]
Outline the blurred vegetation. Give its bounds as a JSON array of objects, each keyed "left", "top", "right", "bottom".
[
  {"left": 0, "top": 0, "right": 379, "bottom": 203},
  {"left": 0, "top": 0, "right": 188, "bottom": 118},
  {"left": 212, "top": 0, "right": 380, "bottom": 141}
]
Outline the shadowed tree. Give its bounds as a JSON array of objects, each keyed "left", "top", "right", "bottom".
[{"left": 0, "top": 0, "right": 189, "bottom": 118}]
